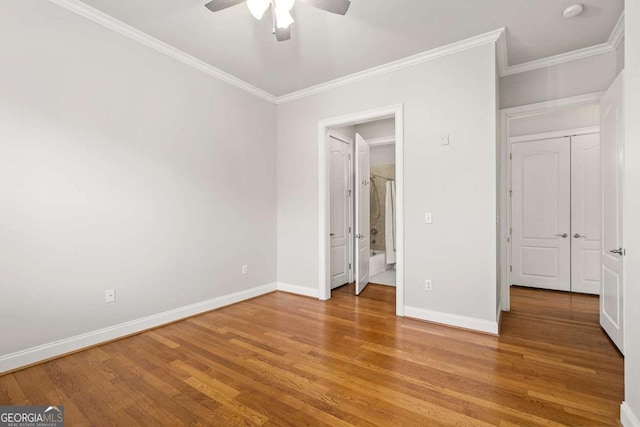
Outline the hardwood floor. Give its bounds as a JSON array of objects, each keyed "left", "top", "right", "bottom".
[{"left": 0, "top": 285, "right": 624, "bottom": 426}]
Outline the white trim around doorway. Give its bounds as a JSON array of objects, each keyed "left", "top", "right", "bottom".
[
  {"left": 499, "top": 92, "right": 604, "bottom": 312},
  {"left": 510, "top": 126, "right": 600, "bottom": 144},
  {"left": 318, "top": 104, "right": 404, "bottom": 316}
]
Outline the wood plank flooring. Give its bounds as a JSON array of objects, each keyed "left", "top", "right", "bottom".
[{"left": 0, "top": 285, "right": 624, "bottom": 426}]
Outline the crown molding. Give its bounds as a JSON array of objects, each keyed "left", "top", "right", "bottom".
[
  {"left": 496, "top": 29, "right": 509, "bottom": 77},
  {"left": 609, "top": 12, "right": 625, "bottom": 50},
  {"left": 47, "top": 0, "right": 624, "bottom": 104},
  {"left": 48, "top": 0, "right": 278, "bottom": 103},
  {"left": 501, "top": 12, "right": 625, "bottom": 77},
  {"left": 275, "top": 28, "right": 505, "bottom": 104},
  {"left": 501, "top": 42, "right": 613, "bottom": 76},
  {"left": 500, "top": 91, "right": 605, "bottom": 118}
]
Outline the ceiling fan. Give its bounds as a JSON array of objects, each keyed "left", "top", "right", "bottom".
[{"left": 204, "top": 0, "right": 351, "bottom": 41}]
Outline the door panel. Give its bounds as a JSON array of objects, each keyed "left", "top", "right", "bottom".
[
  {"left": 600, "top": 72, "right": 624, "bottom": 353},
  {"left": 330, "top": 136, "right": 351, "bottom": 289},
  {"left": 571, "top": 133, "right": 601, "bottom": 294},
  {"left": 355, "top": 133, "right": 370, "bottom": 295},
  {"left": 511, "top": 137, "right": 571, "bottom": 291}
]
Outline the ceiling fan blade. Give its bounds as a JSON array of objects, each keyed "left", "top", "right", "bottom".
[
  {"left": 204, "top": 0, "right": 246, "bottom": 13},
  {"left": 275, "top": 26, "right": 291, "bottom": 42},
  {"left": 299, "top": 0, "right": 351, "bottom": 15}
]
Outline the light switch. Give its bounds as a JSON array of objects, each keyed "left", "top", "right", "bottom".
[{"left": 425, "top": 212, "right": 432, "bottom": 224}]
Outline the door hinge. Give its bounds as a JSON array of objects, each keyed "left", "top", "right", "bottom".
[
  {"left": 348, "top": 189, "right": 352, "bottom": 196},
  {"left": 348, "top": 226, "right": 351, "bottom": 233},
  {"left": 510, "top": 265, "right": 512, "bottom": 272},
  {"left": 509, "top": 190, "right": 512, "bottom": 198},
  {"left": 510, "top": 153, "right": 512, "bottom": 160},
  {"left": 349, "top": 263, "right": 352, "bottom": 270},
  {"left": 510, "top": 227, "right": 512, "bottom": 235}
]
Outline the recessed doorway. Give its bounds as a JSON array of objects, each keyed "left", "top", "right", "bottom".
[{"left": 318, "top": 104, "right": 404, "bottom": 315}]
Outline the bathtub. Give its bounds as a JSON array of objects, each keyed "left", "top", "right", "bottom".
[{"left": 369, "top": 250, "right": 390, "bottom": 277}]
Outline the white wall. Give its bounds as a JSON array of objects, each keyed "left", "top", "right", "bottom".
[
  {"left": 617, "top": 37, "right": 626, "bottom": 74},
  {"left": 356, "top": 118, "right": 395, "bottom": 140},
  {"left": 277, "top": 43, "right": 498, "bottom": 324},
  {"left": 332, "top": 125, "right": 357, "bottom": 142},
  {"left": 509, "top": 105, "right": 600, "bottom": 137},
  {"left": 370, "top": 145, "right": 396, "bottom": 167},
  {"left": 623, "top": 1, "right": 640, "bottom": 425},
  {"left": 0, "top": 1, "right": 277, "bottom": 358},
  {"left": 356, "top": 118, "right": 396, "bottom": 166},
  {"left": 500, "top": 52, "right": 618, "bottom": 108}
]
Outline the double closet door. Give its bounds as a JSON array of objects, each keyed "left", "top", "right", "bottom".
[{"left": 511, "top": 133, "right": 601, "bottom": 294}]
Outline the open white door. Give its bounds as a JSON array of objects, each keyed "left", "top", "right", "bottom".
[
  {"left": 571, "top": 133, "right": 601, "bottom": 295},
  {"left": 355, "top": 133, "right": 370, "bottom": 295},
  {"left": 329, "top": 135, "right": 352, "bottom": 289},
  {"left": 600, "top": 72, "right": 624, "bottom": 353},
  {"left": 511, "top": 137, "right": 571, "bottom": 291}
]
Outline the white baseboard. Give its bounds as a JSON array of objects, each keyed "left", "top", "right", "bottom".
[
  {"left": 404, "top": 305, "right": 499, "bottom": 335},
  {"left": 277, "top": 282, "right": 319, "bottom": 299},
  {"left": 0, "top": 282, "right": 277, "bottom": 374},
  {"left": 622, "top": 402, "right": 640, "bottom": 427}
]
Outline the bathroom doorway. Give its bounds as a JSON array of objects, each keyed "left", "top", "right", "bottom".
[{"left": 323, "top": 107, "right": 401, "bottom": 308}]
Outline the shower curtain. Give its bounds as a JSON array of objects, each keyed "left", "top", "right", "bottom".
[{"left": 385, "top": 180, "right": 396, "bottom": 264}]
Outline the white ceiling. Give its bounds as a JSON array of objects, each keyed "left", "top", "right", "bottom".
[{"left": 78, "top": 0, "right": 623, "bottom": 96}]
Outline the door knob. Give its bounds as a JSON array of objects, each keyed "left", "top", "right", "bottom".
[
  {"left": 556, "top": 233, "right": 568, "bottom": 238},
  {"left": 610, "top": 248, "right": 625, "bottom": 256},
  {"left": 355, "top": 234, "right": 364, "bottom": 239},
  {"left": 330, "top": 233, "right": 335, "bottom": 236},
  {"left": 574, "top": 233, "right": 586, "bottom": 238}
]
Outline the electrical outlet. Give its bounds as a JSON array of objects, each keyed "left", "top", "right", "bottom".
[
  {"left": 242, "top": 265, "right": 248, "bottom": 275},
  {"left": 105, "top": 289, "right": 115, "bottom": 303},
  {"left": 424, "top": 280, "right": 432, "bottom": 292}
]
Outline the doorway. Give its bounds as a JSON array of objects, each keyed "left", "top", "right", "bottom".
[
  {"left": 500, "top": 77, "right": 625, "bottom": 354},
  {"left": 500, "top": 96, "right": 603, "bottom": 311},
  {"left": 318, "top": 104, "right": 404, "bottom": 316},
  {"left": 329, "top": 119, "right": 397, "bottom": 296}
]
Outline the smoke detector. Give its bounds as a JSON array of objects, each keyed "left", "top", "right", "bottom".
[{"left": 563, "top": 4, "right": 584, "bottom": 18}]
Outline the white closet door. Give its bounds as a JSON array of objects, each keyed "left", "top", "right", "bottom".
[
  {"left": 600, "top": 72, "right": 624, "bottom": 353},
  {"left": 329, "top": 136, "right": 352, "bottom": 289},
  {"left": 511, "top": 137, "right": 571, "bottom": 291},
  {"left": 570, "top": 133, "right": 601, "bottom": 294}
]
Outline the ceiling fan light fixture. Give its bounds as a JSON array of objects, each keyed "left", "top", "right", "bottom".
[
  {"left": 247, "top": 0, "right": 270, "bottom": 20},
  {"left": 275, "top": 9, "right": 294, "bottom": 28},
  {"left": 204, "top": 0, "right": 350, "bottom": 41},
  {"left": 276, "top": 0, "right": 295, "bottom": 12}
]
